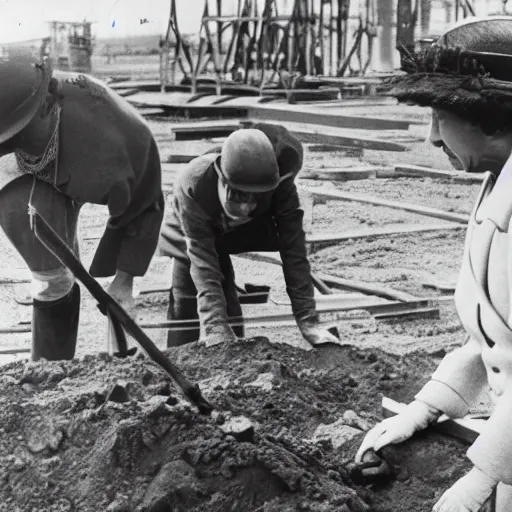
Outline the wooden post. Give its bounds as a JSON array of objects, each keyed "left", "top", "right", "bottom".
[
  {"left": 377, "top": 0, "right": 394, "bottom": 72},
  {"left": 420, "top": 0, "right": 431, "bottom": 38}
]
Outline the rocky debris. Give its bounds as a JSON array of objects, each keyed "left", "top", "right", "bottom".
[
  {"left": 311, "top": 419, "right": 362, "bottom": 449},
  {"left": 0, "top": 337, "right": 471, "bottom": 511},
  {"left": 107, "top": 381, "right": 130, "bottom": 403},
  {"left": 138, "top": 460, "right": 206, "bottom": 511},
  {"left": 219, "top": 415, "right": 256, "bottom": 443},
  {"left": 342, "top": 410, "right": 372, "bottom": 432},
  {"left": 247, "top": 372, "right": 275, "bottom": 391}
]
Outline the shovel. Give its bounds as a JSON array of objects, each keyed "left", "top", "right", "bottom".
[{"left": 30, "top": 207, "right": 213, "bottom": 415}]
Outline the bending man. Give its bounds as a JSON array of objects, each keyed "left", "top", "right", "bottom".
[{"left": 159, "top": 123, "right": 339, "bottom": 348}]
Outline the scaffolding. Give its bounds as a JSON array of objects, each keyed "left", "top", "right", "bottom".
[
  {"left": 42, "top": 21, "right": 94, "bottom": 73},
  {"left": 160, "top": 0, "right": 383, "bottom": 91}
]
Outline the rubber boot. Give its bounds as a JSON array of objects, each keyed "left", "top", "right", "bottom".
[
  {"left": 31, "top": 283, "right": 81, "bottom": 362},
  {"left": 167, "top": 290, "right": 200, "bottom": 347}
]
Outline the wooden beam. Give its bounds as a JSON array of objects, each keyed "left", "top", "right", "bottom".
[
  {"left": 166, "top": 154, "right": 199, "bottom": 164},
  {"left": 307, "top": 144, "right": 364, "bottom": 157},
  {"left": 301, "top": 167, "right": 387, "bottom": 181},
  {"left": 382, "top": 396, "right": 486, "bottom": 445},
  {"left": 315, "top": 272, "right": 420, "bottom": 302},
  {"left": 394, "top": 164, "right": 484, "bottom": 183},
  {"left": 311, "top": 187, "right": 470, "bottom": 224},
  {"left": 170, "top": 120, "right": 410, "bottom": 152},
  {"left": 246, "top": 105, "right": 411, "bottom": 131},
  {"left": 306, "top": 223, "right": 465, "bottom": 246}
]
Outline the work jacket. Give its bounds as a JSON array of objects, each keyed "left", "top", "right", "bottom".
[
  {"left": 2, "top": 71, "right": 164, "bottom": 278},
  {"left": 159, "top": 123, "right": 317, "bottom": 335},
  {"left": 415, "top": 162, "right": 512, "bottom": 511}
]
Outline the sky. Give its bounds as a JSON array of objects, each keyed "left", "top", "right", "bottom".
[
  {"left": 0, "top": 0, "right": 504, "bottom": 44},
  {"left": 0, "top": 0, "right": 205, "bottom": 43}
]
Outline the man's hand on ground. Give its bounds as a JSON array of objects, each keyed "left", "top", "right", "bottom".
[
  {"left": 106, "top": 270, "right": 136, "bottom": 318},
  {"left": 298, "top": 321, "right": 343, "bottom": 347},
  {"left": 201, "top": 324, "right": 238, "bottom": 347}
]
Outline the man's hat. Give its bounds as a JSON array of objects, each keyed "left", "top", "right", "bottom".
[
  {"left": 217, "top": 129, "right": 280, "bottom": 193},
  {"left": 0, "top": 51, "right": 51, "bottom": 144}
]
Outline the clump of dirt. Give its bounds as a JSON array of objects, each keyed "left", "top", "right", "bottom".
[{"left": 0, "top": 337, "right": 470, "bottom": 511}]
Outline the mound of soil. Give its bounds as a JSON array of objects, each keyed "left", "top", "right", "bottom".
[{"left": 0, "top": 337, "right": 471, "bottom": 511}]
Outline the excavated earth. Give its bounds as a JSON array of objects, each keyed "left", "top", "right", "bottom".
[{"left": 0, "top": 103, "right": 486, "bottom": 511}]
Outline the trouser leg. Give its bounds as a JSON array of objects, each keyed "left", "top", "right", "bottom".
[
  {"left": 0, "top": 175, "right": 81, "bottom": 361},
  {"left": 166, "top": 250, "right": 244, "bottom": 346},
  {"left": 167, "top": 258, "right": 200, "bottom": 347}
]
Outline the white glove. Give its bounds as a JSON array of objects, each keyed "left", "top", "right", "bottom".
[
  {"left": 433, "top": 467, "right": 497, "bottom": 512},
  {"left": 298, "top": 321, "right": 343, "bottom": 347},
  {"left": 355, "top": 400, "right": 441, "bottom": 462}
]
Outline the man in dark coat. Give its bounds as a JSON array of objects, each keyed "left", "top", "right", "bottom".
[
  {"left": 159, "top": 122, "right": 340, "bottom": 348},
  {"left": 0, "top": 52, "right": 164, "bottom": 361}
]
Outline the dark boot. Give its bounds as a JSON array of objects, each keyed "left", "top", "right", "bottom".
[
  {"left": 31, "top": 283, "right": 81, "bottom": 361},
  {"left": 167, "top": 290, "right": 200, "bottom": 347}
]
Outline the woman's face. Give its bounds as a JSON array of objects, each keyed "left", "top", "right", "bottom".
[{"left": 429, "top": 108, "right": 509, "bottom": 174}]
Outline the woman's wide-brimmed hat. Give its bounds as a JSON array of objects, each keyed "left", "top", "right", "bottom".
[{"left": 386, "top": 16, "right": 512, "bottom": 111}]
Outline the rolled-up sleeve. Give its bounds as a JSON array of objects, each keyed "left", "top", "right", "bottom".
[{"left": 415, "top": 336, "right": 488, "bottom": 418}]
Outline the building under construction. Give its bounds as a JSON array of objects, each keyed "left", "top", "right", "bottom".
[
  {"left": 0, "top": 21, "right": 94, "bottom": 74},
  {"left": 159, "top": 0, "right": 490, "bottom": 90}
]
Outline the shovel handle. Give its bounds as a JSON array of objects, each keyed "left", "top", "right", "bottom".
[{"left": 30, "top": 208, "right": 213, "bottom": 415}]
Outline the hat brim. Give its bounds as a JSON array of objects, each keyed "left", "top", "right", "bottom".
[
  {"left": 384, "top": 72, "right": 505, "bottom": 110},
  {"left": 0, "top": 64, "right": 50, "bottom": 145},
  {"left": 214, "top": 158, "right": 279, "bottom": 193}
]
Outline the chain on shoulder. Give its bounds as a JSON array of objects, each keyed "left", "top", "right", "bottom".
[{"left": 15, "top": 103, "right": 61, "bottom": 183}]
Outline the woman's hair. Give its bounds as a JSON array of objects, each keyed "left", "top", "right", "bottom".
[{"left": 387, "top": 17, "right": 512, "bottom": 135}]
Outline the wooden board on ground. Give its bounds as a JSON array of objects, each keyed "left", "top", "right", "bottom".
[
  {"left": 247, "top": 104, "right": 410, "bottom": 131},
  {"left": 394, "top": 164, "right": 485, "bottom": 183},
  {"left": 166, "top": 154, "right": 199, "bottom": 164},
  {"left": 301, "top": 167, "right": 389, "bottom": 181},
  {"left": 306, "top": 223, "right": 465, "bottom": 250},
  {"left": 311, "top": 186, "right": 470, "bottom": 224},
  {"left": 242, "top": 251, "right": 421, "bottom": 303},
  {"left": 315, "top": 272, "right": 420, "bottom": 302},
  {"left": 306, "top": 144, "right": 363, "bottom": 157},
  {"left": 169, "top": 120, "right": 409, "bottom": 152}
]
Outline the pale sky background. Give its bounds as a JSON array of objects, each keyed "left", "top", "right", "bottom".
[
  {"left": 0, "top": 0, "right": 505, "bottom": 44},
  {"left": 0, "top": 0, "right": 298, "bottom": 43}
]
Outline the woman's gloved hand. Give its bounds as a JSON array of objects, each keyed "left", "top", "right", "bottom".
[
  {"left": 355, "top": 400, "right": 441, "bottom": 463},
  {"left": 433, "top": 467, "right": 497, "bottom": 512}
]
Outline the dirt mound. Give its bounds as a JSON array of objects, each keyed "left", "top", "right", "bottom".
[{"left": 0, "top": 337, "right": 470, "bottom": 511}]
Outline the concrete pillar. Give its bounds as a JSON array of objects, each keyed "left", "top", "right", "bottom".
[
  {"left": 377, "top": 0, "right": 395, "bottom": 72},
  {"left": 420, "top": 0, "right": 432, "bottom": 37}
]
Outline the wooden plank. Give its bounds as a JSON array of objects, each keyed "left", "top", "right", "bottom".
[
  {"left": 247, "top": 105, "right": 411, "bottom": 131},
  {"left": 315, "top": 272, "right": 419, "bottom": 302},
  {"left": 306, "top": 145, "right": 364, "bottom": 157},
  {"left": 311, "top": 187, "right": 470, "bottom": 224},
  {"left": 373, "top": 306, "right": 440, "bottom": 321},
  {"left": 166, "top": 154, "right": 199, "bottom": 164},
  {"left": 307, "top": 223, "right": 465, "bottom": 246},
  {"left": 394, "top": 164, "right": 484, "bottom": 183},
  {"left": 170, "top": 120, "right": 409, "bottom": 152},
  {"left": 301, "top": 167, "right": 383, "bottom": 181},
  {"left": 0, "top": 268, "right": 31, "bottom": 284},
  {"left": 241, "top": 251, "right": 425, "bottom": 304},
  {"left": 382, "top": 396, "right": 486, "bottom": 445}
]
